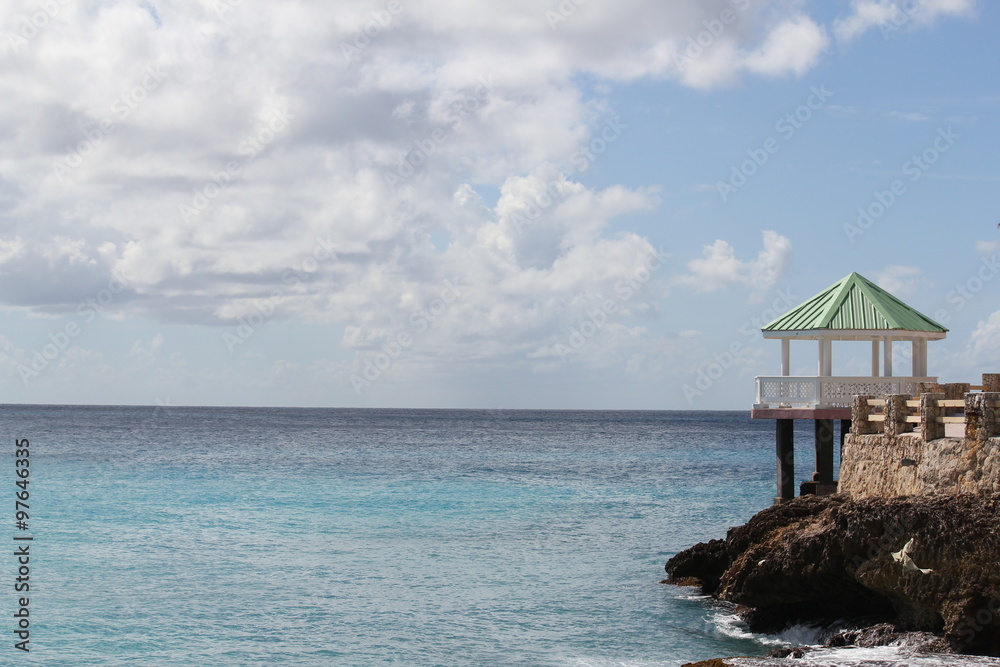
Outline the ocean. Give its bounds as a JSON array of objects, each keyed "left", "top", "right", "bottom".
[{"left": 7, "top": 404, "right": 971, "bottom": 667}]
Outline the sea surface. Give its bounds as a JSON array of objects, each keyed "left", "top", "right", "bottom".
[{"left": 5, "top": 404, "right": 969, "bottom": 667}]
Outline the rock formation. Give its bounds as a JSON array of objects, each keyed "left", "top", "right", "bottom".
[{"left": 665, "top": 493, "right": 1000, "bottom": 656}]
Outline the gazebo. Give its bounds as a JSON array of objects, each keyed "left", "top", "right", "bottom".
[{"left": 751, "top": 271, "right": 948, "bottom": 502}]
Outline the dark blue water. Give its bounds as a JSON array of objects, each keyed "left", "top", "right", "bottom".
[{"left": 1, "top": 406, "right": 833, "bottom": 666}]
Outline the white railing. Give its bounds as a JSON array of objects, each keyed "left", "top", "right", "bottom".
[{"left": 754, "top": 376, "right": 938, "bottom": 409}]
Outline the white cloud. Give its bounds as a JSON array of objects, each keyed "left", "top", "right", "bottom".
[
  {"left": 673, "top": 230, "right": 792, "bottom": 294},
  {"left": 834, "top": 0, "right": 977, "bottom": 41},
  {"left": 0, "top": 0, "right": 971, "bottom": 385},
  {"left": 975, "top": 240, "right": 1000, "bottom": 254},
  {"left": 965, "top": 311, "right": 1000, "bottom": 366},
  {"left": 874, "top": 265, "right": 929, "bottom": 299},
  {"left": 834, "top": 1, "right": 902, "bottom": 40},
  {"left": 742, "top": 15, "right": 829, "bottom": 78}
]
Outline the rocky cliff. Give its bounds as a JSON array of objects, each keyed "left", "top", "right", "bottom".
[{"left": 665, "top": 493, "right": 1000, "bottom": 656}]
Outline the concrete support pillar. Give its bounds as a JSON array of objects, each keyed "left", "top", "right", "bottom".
[
  {"left": 776, "top": 419, "right": 794, "bottom": 503},
  {"left": 920, "top": 392, "right": 945, "bottom": 442},
  {"left": 839, "top": 419, "right": 851, "bottom": 462},
  {"left": 823, "top": 339, "right": 833, "bottom": 376},
  {"left": 814, "top": 419, "right": 835, "bottom": 484},
  {"left": 911, "top": 340, "right": 920, "bottom": 377},
  {"left": 883, "top": 337, "right": 893, "bottom": 377},
  {"left": 781, "top": 339, "right": 790, "bottom": 376},
  {"left": 851, "top": 395, "right": 879, "bottom": 435},
  {"left": 871, "top": 340, "right": 880, "bottom": 377},
  {"left": 965, "top": 392, "right": 1000, "bottom": 442}
]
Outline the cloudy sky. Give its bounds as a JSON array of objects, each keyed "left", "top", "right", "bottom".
[{"left": 1, "top": 0, "right": 998, "bottom": 409}]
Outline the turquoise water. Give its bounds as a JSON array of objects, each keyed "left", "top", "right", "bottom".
[{"left": 3, "top": 406, "right": 835, "bottom": 665}]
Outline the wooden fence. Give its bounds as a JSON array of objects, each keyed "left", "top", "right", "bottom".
[{"left": 851, "top": 374, "right": 1000, "bottom": 442}]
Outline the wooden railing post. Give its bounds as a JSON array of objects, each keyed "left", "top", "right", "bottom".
[
  {"left": 966, "top": 392, "right": 1000, "bottom": 442},
  {"left": 920, "top": 393, "right": 945, "bottom": 442},
  {"left": 885, "top": 394, "right": 911, "bottom": 437},
  {"left": 851, "top": 394, "right": 878, "bottom": 435}
]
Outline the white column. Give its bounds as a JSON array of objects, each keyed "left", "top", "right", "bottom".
[
  {"left": 823, "top": 339, "right": 833, "bottom": 376},
  {"left": 817, "top": 339, "right": 825, "bottom": 376},
  {"left": 781, "top": 338, "right": 790, "bottom": 376},
  {"left": 919, "top": 339, "right": 928, "bottom": 377},
  {"left": 871, "top": 340, "right": 880, "bottom": 377},
  {"left": 883, "top": 336, "right": 893, "bottom": 377}
]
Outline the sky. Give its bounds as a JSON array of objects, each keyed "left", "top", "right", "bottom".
[{"left": 1, "top": 0, "right": 999, "bottom": 410}]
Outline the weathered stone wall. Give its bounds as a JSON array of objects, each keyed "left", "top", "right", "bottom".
[{"left": 840, "top": 434, "right": 1000, "bottom": 497}]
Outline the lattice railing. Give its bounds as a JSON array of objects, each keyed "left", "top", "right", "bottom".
[{"left": 754, "top": 376, "right": 937, "bottom": 409}]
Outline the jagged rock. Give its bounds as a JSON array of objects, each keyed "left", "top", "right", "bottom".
[
  {"left": 825, "top": 622, "right": 952, "bottom": 652},
  {"left": 765, "top": 646, "right": 810, "bottom": 658},
  {"left": 662, "top": 538, "right": 728, "bottom": 593},
  {"left": 665, "top": 493, "right": 1000, "bottom": 656}
]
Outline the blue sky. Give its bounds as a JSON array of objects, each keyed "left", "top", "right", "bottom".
[{"left": 1, "top": 0, "right": 999, "bottom": 409}]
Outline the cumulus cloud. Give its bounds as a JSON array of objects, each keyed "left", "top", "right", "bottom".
[
  {"left": 0, "top": 0, "right": 970, "bottom": 378},
  {"left": 834, "top": 0, "right": 977, "bottom": 41},
  {"left": 874, "top": 265, "right": 930, "bottom": 299},
  {"left": 965, "top": 311, "right": 1000, "bottom": 366},
  {"left": 672, "top": 231, "right": 792, "bottom": 294},
  {"left": 742, "top": 15, "right": 829, "bottom": 77}
]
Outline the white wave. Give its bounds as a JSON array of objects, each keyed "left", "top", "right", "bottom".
[
  {"left": 707, "top": 608, "right": 826, "bottom": 648},
  {"left": 796, "top": 646, "right": 1000, "bottom": 665},
  {"left": 709, "top": 610, "right": 787, "bottom": 645},
  {"left": 672, "top": 590, "right": 711, "bottom": 601},
  {"left": 565, "top": 658, "right": 682, "bottom": 667}
]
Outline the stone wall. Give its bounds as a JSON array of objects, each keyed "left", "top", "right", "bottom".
[{"left": 839, "top": 433, "right": 1000, "bottom": 498}]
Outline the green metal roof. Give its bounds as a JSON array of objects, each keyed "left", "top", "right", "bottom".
[{"left": 763, "top": 272, "right": 948, "bottom": 333}]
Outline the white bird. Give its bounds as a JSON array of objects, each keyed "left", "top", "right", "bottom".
[{"left": 891, "top": 538, "right": 933, "bottom": 574}]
